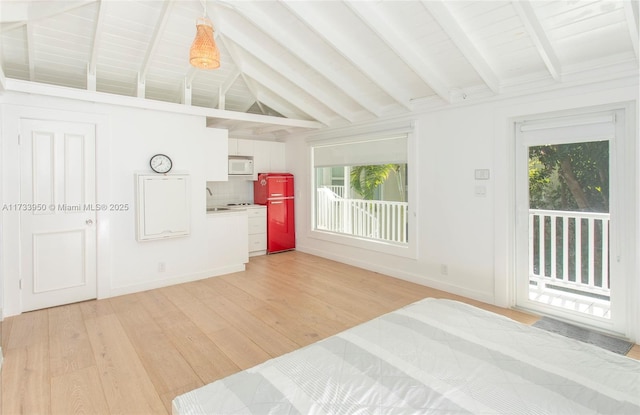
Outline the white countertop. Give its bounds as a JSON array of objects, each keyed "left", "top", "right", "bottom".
[{"left": 206, "top": 207, "right": 247, "bottom": 216}]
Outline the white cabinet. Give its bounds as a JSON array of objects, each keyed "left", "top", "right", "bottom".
[
  {"left": 207, "top": 211, "right": 249, "bottom": 265},
  {"left": 205, "top": 130, "right": 228, "bottom": 181},
  {"left": 252, "top": 140, "right": 286, "bottom": 176},
  {"left": 228, "top": 138, "right": 254, "bottom": 156},
  {"left": 136, "top": 174, "right": 190, "bottom": 241},
  {"left": 252, "top": 140, "right": 270, "bottom": 176},
  {"left": 247, "top": 206, "right": 267, "bottom": 256}
]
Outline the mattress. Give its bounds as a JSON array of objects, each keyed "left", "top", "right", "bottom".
[{"left": 172, "top": 298, "right": 640, "bottom": 414}]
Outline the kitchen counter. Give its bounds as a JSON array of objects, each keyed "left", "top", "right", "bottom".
[{"left": 206, "top": 206, "right": 247, "bottom": 215}]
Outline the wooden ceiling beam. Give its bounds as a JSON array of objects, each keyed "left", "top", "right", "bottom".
[
  {"left": 25, "top": 22, "right": 35, "bottom": 81},
  {"left": 283, "top": 1, "right": 412, "bottom": 111},
  {"left": 139, "top": 0, "right": 174, "bottom": 82},
  {"left": 218, "top": 70, "right": 240, "bottom": 110},
  {"left": 216, "top": 9, "right": 354, "bottom": 122},
  {"left": 230, "top": 2, "right": 381, "bottom": 117},
  {"left": 239, "top": 58, "right": 332, "bottom": 125},
  {"left": 254, "top": 90, "right": 306, "bottom": 121},
  {"left": 512, "top": 0, "right": 562, "bottom": 82},
  {"left": 422, "top": 1, "right": 501, "bottom": 94},
  {"left": 221, "top": 35, "right": 332, "bottom": 125},
  {"left": 346, "top": 2, "right": 451, "bottom": 103},
  {"left": 623, "top": 0, "right": 639, "bottom": 59},
  {"left": 88, "top": 0, "right": 106, "bottom": 85},
  {"left": 0, "top": 66, "right": 6, "bottom": 91}
]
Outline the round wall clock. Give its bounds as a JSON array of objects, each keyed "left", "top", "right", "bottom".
[{"left": 150, "top": 153, "right": 172, "bottom": 174}]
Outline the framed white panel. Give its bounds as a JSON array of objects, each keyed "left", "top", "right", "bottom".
[
  {"left": 32, "top": 131, "right": 55, "bottom": 207},
  {"left": 64, "top": 133, "right": 85, "bottom": 206},
  {"left": 136, "top": 174, "right": 190, "bottom": 241}
]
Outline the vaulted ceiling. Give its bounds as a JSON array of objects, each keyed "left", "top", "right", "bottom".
[{"left": 1, "top": 1, "right": 638, "bottom": 138}]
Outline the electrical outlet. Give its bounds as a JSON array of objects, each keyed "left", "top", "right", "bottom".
[
  {"left": 158, "top": 262, "right": 166, "bottom": 272},
  {"left": 440, "top": 264, "right": 448, "bottom": 276}
]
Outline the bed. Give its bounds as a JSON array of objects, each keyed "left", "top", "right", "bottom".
[{"left": 172, "top": 298, "right": 640, "bottom": 414}]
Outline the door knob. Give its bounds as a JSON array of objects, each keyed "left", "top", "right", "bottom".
[{"left": 86, "top": 219, "right": 94, "bottom": 225}]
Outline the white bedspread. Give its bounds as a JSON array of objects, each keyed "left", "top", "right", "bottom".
[{"left": 172, "top": 298, "right": 640, "bottom": 414}]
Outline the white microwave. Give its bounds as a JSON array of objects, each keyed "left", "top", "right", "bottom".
[{"left": 228, "top": 156, "right": 254, "bottom": 175}]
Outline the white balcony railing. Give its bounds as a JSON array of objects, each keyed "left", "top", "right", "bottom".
[
  {"left": 323, "top": 185, "right": 345, "bottom": 198},
  {"left": 316, "top": 187, "right": 407, "bottom": 244},
  {"left": 529, "top": 209, "right": 610, "bottom": 300}
]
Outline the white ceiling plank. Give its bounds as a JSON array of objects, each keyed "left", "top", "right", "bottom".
[
  {"left": 88, "top": 0, "right": 106, "bottom": 77},
  {"left": 251, "top": 124, "right": 288, "bottom": 135},
  {"left": 218, "top": 13, "right": 354, "bottom": 122},
  {"left": 623, "top": 0, "right": 639, "bottom": 59},
  {"left": 283, "top": 1, "right": 412, "bottom": 111},
  {"left": 229, "top": 2, "right": 381, "bottom": 117},
  {"left": 0, "top": 22, "right": 26, "bottom": 33},
  {"left": 25, "top": 22, "right": 35, "bottom": 81},
  {"left": 512, "top": 1, "right": 562, "bottom": 81},
  {"left": 139, "top": 0, "right": 175, "bottom": 81},
  {"left": 422, "top": 1, "right": 501, "bottom": 93},
  {"left": 346, "top": 2, "right": 451, "bottom": 103},
  {"left": 0, "top": 1, "right": 94, "bottom": 25}
]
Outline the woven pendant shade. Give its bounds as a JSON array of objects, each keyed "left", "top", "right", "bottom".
[{"left": 189, "top": 17, "right": 220, "bottom": 69}]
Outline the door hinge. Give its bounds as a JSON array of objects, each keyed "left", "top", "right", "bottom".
[
  {"left": 19, "top": 279, "right": 22, "bottom": 289},
  {"left": 17, "top": 133, "right": 21, "bottom": 145}
]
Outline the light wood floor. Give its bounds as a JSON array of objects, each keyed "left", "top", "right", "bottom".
[{"left": 2, "top": 251, "right": 638, "bottom": 414}]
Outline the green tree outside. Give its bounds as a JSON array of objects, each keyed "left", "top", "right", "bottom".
[{"left": 529, "top": 141, "right": 609, "bottom": 212}]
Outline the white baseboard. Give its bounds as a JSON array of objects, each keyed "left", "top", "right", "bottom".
[
  {"left": 106, "top": 264, "right": 246, "bottom": 299},
  {"left": 297, "top": 245, "right": 495, "bottom": 305}
]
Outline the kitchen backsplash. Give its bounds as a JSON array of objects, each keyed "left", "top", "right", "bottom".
[{"left": 206, "top": 179, "right": 254, "bottom": 206}]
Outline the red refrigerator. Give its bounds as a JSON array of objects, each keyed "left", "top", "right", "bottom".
[{"left": 254, "top": 173, "right": 295, "bottom": 253}]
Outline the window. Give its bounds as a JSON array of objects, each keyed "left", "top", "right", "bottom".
[{"left": 312, "top": 134, "right": 410, "bottom": 249}]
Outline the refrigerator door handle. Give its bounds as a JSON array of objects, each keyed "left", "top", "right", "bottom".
[
  {"left": 270, "top": 201, "right": 284, "bottom": 204},
  {"left": 271, "top": 193, "right": 283, "bottom": 196}
]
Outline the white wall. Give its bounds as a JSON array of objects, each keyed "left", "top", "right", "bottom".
[
  {"left": 0, "top": 91, "right": 244, "bottom": 317},
  {"left": 288, "top": 76, "right": 639, "bottom": 339}
]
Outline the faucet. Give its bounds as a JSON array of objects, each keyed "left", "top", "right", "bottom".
[{"left": 206, "top": 187, "right": 212, "bottom": 196}]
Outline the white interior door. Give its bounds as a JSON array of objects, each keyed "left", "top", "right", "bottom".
[
  {"left": 514, "top": 110, "right": 628, "bottom": 336},
  {"left": 20, "top": 119, "right": 97, "bottom": 312}
]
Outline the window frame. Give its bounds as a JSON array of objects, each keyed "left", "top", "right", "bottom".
[{"left": 308, "top": 123, "right": 418, "bottom": 259}]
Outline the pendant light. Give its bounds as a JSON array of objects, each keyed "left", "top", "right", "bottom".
[{"left": 189, "top": 15, "right": 220, "bottom": 69}]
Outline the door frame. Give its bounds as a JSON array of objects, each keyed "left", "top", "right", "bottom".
[
  {"left": 1, "top": 104, "right": 111, "bottom": 317},
  {"left": 20, "top": 118, "right": 98, "bottom": 312},
  {"left": 495, "top": 100, "right": 637, "bottom": 341},
  {"left": 514, "top": 109, "right": 627, "bottom": 335}
]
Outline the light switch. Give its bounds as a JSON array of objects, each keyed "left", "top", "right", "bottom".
[
  {"left": 475, "top": 185, "right": 487, "bottom": 197},
  {"left": 474, "top": 169, "right": 490, "bottom": 180}
]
